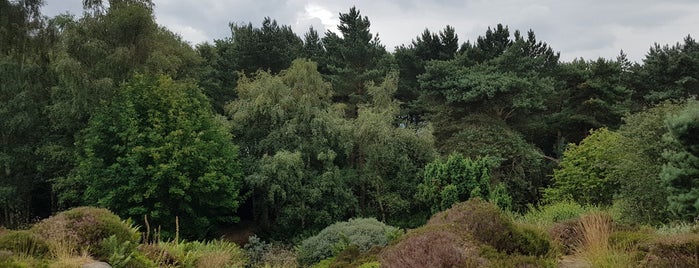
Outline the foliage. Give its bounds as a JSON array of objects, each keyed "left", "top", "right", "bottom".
[
  {"left": 518, "top": 200, "right": 594, "bottom": 228},
  {"left": 0, "top": 0, "right": 56, "bottom": 227},
  {"left": 381, "top": 199, "right": 552, "bottom": 267},
  {"left": 60, "top": 75, "right": 242, "bottom": 239},
  {"left": 394, "top": 26, "right": 459, "bottom": 123},
  {"left": 636, "top": 35, "right": 699, "bottom": 104},
  {"left": 612, "top": 102, "right": 685, "bottom": 224},
  {"left": 437, "top": 114, "right": 549, "bottom": 211},
  {"left": 228, "top": 17, "right": 303, "bottom": 75},
  {"left": 0, "top": 230, "right": 49, "bottom": 258},
  {"left": 638, "top": 233, "right": 699, "bottom": 267},
  {"left": 417, "top": 154, "right": 496, "bottom": 213},
  {"left": 322, "top": 6, "right": 390, "bottom": 114},
  {"left": 576, "top": 212, "right": 638, "bottom": 268},
  {"left": 661, "top": 101, "right": 699, "bottom": 221},
  {"left": 312, "top": 245, "right": 381, "bottom": 268},
  {"left": 243, "top": 235, "right": 270, "bottom": 266},
  {"left": 427, "top": 199, "right": 551, "bottom": 256},
  {"left": 350, "top": 73, "right": 437, "bottom": 226},
  {"left": 141, "top": 240, "right": 247, "bottom": 268},
  {"left": 297, "top": 218, "right": 402, "bottom": 265},
  {"left": 100, "top": 235, "right": 138, "bottom": 268},
  {"left": 552, "top": 57, "right": 632, "bottom": 144},
  {"left": 379, "top": 227, "right": 484, "bottom": 268},
  {"left": 227, "top": 59, "right": 355, "bottom": 237},
  {"left": 545, "top": 128, "right": 622, "bottom": 205},
  {"left": 31, "top": 207, "right": 140, "bottom": 257}
]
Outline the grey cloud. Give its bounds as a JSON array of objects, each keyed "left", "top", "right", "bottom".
[{"left": 42, "top": 0, "right": 698, "bottom": 62}]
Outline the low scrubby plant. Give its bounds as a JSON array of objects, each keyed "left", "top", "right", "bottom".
[
  {"left": 577, "top": 212, "right": 637, "bottom": 268},
  {"left": 243, "top": 235, "right": 270, "bottom": 266},
  {"left": 638, "top": 233, "right": 699, "bottom": 267},
  {"left": 0, "top": 230, "right": 49, "bottom": 258},
  {"left": 518, "top": 200, "right": 593, "bottom": 228},
  {"left": 547, "top": 219, "right": 583, "bottom": 254},
  {"left": 259, "top": 245, "right": 297, "bottom": 268},
  {"left": 297, "top": 218, "right": 402, "bottom": 265},
  {"left": 379, "top": 226, "right": 485, "bottom": 268},
  {"left": 31, "top": 206, "right": 140, "bottom": 258},
  {"left": 609, "top": 231, "right": 652, "bottom": 251},
  {"left": 381, "top": 199, "right": 554, "bottom": 267},
  {"left": 141, "top": 240, "right": 246, "bottom": 268},
  {"left": 427, "top": 198, "right": 551, "bottom": 256}
]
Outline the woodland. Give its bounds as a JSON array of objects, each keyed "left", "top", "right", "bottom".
[{"left": 1, "top": 0, "right": 699, "bottom": 267}]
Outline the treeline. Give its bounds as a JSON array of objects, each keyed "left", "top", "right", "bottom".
[{"left": 1, "top": 0, "right": 698, "bottom": 240}]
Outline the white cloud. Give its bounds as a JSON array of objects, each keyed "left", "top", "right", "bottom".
[
  {"left": 296, "top": 3, "right": 340, "bottom": 34},
  {"left": 168, "top": 24, "right": 210, "bottom": 45}
]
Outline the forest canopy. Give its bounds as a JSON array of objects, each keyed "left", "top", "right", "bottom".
[{"left": 2, "top": 0, "right": 699, "bottom": 242}]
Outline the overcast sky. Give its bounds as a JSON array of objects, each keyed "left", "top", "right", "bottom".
[{"left": 42, "top": 0, "right": 699, "bottom": 62}]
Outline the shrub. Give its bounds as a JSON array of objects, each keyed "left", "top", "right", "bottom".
[
  {"left": 379, "top": 226, "right": 485, "bottom": 268},
  {"left": 577, "top": 212, "right": 637, "bottom": 268},
  {"left": 518, "top": 200, "right": 591, "bottom": 227},
  {"left": 609, "top": 231, "right": 652, "bottom": 251},
  {"left": 427, "top": 198, "right": 551, "bottom": 256},
  {"left": 548, "top": 219, "right": 583, "bottom": 254},
  {"left": 544, "top": 128, "right": 622, "bottom": 206},
  {"left": 297, "top": 218, "right": 402, "bottom": 265},
  {"left": 141, "top": 240, "right": 246, "bottom": 268},
  {"left": 638, "top": 234, "right": 699, "bottom": 267},
  {"left": 326, "top": 245, "right": 381, "bottom": 268},
  {"left": 31, "top": 206, "right": 140, "bottom": 257},
  {"left": 0, "top": 230, "right": 49, "bottom": 258},
  {"left": 259, "top": 245, "right": 297, "bottom": 268},
  {"left": 243, "top": 235, "right": 270, "bottom": 266}
]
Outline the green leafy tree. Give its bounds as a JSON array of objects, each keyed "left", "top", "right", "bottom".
[
  {"left": 226, "top": 59, "right": 356, "bottom": 238},
  {"left": 544, "top": 128, "right": 622, "bottom": 206},
  {"left": 612, "top": 102, "right": 685, "bottom": 224},
  {"left": 62, "top": 75, "right": 242, "bottom": 239},
  {"left": 47, "top": 0, "right": 203, "bottom": 212},
  {"left": 350, "top": 73, "right": 437, "bottom": 226},
  {"left": 418, "top": 154, "right": 497, "bottom": 213},
  {"left": 196, "top": 17, "right": 304, "bottom": 113},
  {"left": 0, "top": 0, "right": 58, "bottom": 226},
  {"left": 662, "top": 101, "right": 699, "bottom": 221}
]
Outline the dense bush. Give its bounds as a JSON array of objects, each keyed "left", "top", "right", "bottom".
[
  {"left": 140, "top": 240, "right": 247, "bottom": 267},
  {"left": 297, "top": 218, "right": 402, "bottom": 265},
  {"left": 379, "top": 226, "right": 485, "bottom": 268},
  {"left": 609, "top": 231, "right": 652, "bottom": 251},
  {"left": 427, "top": 198, "right": 551, "bottom": 256},
  {"left": 417, "top": 154, "right": 498, "bottom": 214},
  {"left": 0, "top": 230, "right": 49, "bottom": 258},
  {"left": 31, "top": 206, "right": 140, "bottom": 257},
  {"left": 518, "top": 200, "right": 591, "bottom": 227},
  {"left": 611, "top": 102, "right": 684, "bottom": 225},
  {"left": 547, "top": 219, "right": 583, "bottom": 254},
  {"left": 638, "top": 234, "right": 699, "bottom": 267},
  {"left": 544, "top": 128, "right": 622, "bottom": 206},
  {"left": 380, "top": 199, "right": 552, "bottom": 267}
]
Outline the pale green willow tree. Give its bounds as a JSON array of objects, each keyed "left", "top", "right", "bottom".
[
  {"left": 226, "top": 59, "right": 356, "bottom": 238},
  {"left": 351, "top": 73, "right": 437, "bottom": 226}
]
